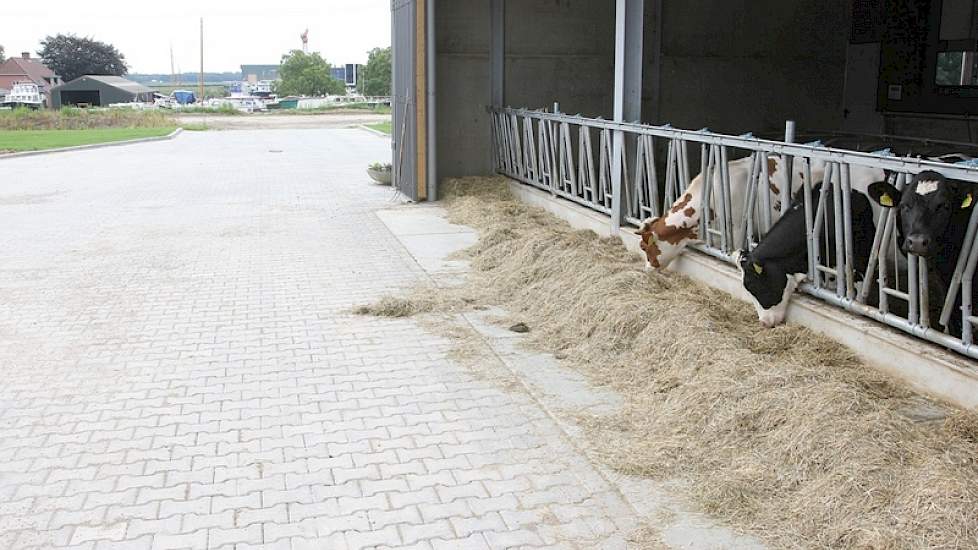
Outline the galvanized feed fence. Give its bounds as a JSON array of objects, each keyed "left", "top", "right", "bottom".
[{"left": 489, "top": 106, "right": 978, "bottom": 360}]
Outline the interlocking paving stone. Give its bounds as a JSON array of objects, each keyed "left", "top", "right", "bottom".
[{"left": 0, "top": 129, "right": 642, "bottom": 549}]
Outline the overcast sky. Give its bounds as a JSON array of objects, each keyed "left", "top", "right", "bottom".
[{"left": 4, "top": 0, "right": 391, "bottom": 74}]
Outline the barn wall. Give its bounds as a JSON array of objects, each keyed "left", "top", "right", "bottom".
[
  {"left": 870, "top": 0, "right": 978, "bottom": 143},
  {"left": 51, "top": 82, "right": 137, "bottom": 108},
  {"left": 433, "top": 0, "right": 856, "bottom": 179},
  {"left": 503, "top": 1, "right": 615, "bottom": 118},
  {"left": 648, "top": 0, "right": 851, "bottom": 135},
  {"left": 883, "top": 114, "right": 978, "bottom": 143},
  {"left": 433, "top": 0, "right": 615, "bottom": 180},
  {"left": 434, "top": 0, "right": 492, "bottom": 179}
]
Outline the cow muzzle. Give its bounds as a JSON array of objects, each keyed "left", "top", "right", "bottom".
[
  {"left": 905, "top": 234, "right": 933, "bottom": 257},
  {"left": 757, "top": 312, "right": 784, "bottom": 329}
]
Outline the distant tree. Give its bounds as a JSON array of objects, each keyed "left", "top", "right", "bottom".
[
  {"left": 0, "top": 45, "right": 5, "bottom": 64},
  {"left": 358, "top": 47, "right": 391, "bottom": 96},
  {"left": 38, "top": 34, "right": 127, "bottom": 82},
  {"left": 277, "top": 50, "right": 345, "bottom": 96}
]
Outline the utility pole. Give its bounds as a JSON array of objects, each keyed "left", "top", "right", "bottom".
[
  {"left": 199, "top": 18, "right": 205, "bottom": 101},
  {"left": 170, "top": 44, "right": 176, "bottom": 85}
]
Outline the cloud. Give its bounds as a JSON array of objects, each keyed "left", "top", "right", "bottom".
[{"left": 3, "top": 0, "right": 391, "bottom": 73}]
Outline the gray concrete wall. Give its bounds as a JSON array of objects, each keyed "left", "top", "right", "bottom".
[
  {"left": 434, "top": 0, "right": 853, "bottom": 180},
  {"left": 882, "top": 113, "right": 978, "bottom": 144},
  {"left": 646, "top": 0, "right": 851, "bottom": 135},
  {"left": 503, "top": 1, "right": 615, "bottom": 118},
  {"left": 435, "top": 0, "right": 492, "bottom": 180},
  {"left": 434, "top": 0, "right": 615, "bottom": 181}
]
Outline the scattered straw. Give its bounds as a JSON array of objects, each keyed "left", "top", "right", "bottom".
[
  {"left": 626, "top": 525, "right": 669, "bottom": 550},
  {"left": 358, "top": 176, "right": 978, "bottom": 549},
  {"left": 353, "top": 296, "right": 435, "bottom": 317}
]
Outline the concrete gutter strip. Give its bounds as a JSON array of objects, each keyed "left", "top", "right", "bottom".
[
  {"left": 507, "top": 179, "right": 978, "bottom": 411},
  {"left": 0, "top": 127, "right": 184, "bottom": 160}
]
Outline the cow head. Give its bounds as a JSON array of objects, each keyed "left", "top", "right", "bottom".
[
  {"left": 735, "top": 250, "right": 806, "bottom": 328},
  {"left": 634, "top": 193, "right": 700, "bottom": 270},
  {"left": 868, "top": 170, "right": 976, "bottom": 257}
]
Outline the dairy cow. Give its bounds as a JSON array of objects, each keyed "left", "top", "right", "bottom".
[
  {"left": 635, "top": 155, "right": 822, "bottom": 269},
  {"left": 868, "top": 170, "right": 978, "bottom": 334},
  {"left": 633, "top": 156, "right": 897, "bottom": 270},
  {"left": 735, "top": 184, "right": 877, "bottom": 327}
]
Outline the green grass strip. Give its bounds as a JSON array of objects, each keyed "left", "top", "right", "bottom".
[
  {"left": 0, "top": 127, "right": 176, "bottom": 152},
  {"left": 365, "top": 121, "right": 392, "bottom": 135}
]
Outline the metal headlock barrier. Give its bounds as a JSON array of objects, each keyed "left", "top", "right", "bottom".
[{"left": 489, "top": 105, "right": 978, "bottom": 360}]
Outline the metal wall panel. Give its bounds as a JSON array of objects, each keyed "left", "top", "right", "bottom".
[{"left": 392, "top": 0, "right": 419, "bottom": 200}]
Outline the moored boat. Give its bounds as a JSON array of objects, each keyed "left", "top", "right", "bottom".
[{"left": 1, "top": 82, "right": 43, "bottom": 109}]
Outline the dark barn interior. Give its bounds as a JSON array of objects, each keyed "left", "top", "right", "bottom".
[
  {"left": 59, "top": 90, "right": 101, "bottom": 107},
  {"left": 403, "top": 0, "right": 978, "bottom": 190}
]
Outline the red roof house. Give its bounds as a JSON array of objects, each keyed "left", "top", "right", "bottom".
[{"left": 0, "top": 52, "right": 63, "bottom": 106}]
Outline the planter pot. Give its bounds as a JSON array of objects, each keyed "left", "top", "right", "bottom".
[{"left": 367, "top": 168, "right": 392, "bottom": 185}]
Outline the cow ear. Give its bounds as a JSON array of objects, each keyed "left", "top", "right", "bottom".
[
  {"left": 868, "top": 182, "right": 900, "bottom": 208},
  {"left": 960, "top": 186, "right": 976, "bottom": 210},
  {"left": 634, "top": 218, "right": 655, "bottom": 235}
]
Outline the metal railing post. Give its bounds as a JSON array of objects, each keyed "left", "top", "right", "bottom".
[
  {"left": 841, "top": 164, "right": 856, "bottom": 299},
  {"left": 720, "top": 146, "right": 734, "bottom": 252},
  {"left": 959, "top": 235, "right": 978, "bottom": 344},
  {"left": 940, "top": 205, "right": 978, "bottom": 326},
  {"left": 610, "top": 0, "right": 644, "bottom": 235},
  {"left": 803, "top": 159, "right": 816, "bottom": 282},
  {"left": 782, "top": 120, "right": 796, "bottom": 216}
]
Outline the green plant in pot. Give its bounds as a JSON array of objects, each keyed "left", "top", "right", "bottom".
[{"left": 367, "top": 162, "right": 393, "bottom": 185}]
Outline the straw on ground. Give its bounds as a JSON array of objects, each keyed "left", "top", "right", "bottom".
[{"left": 358, "top": 176, "right": 978, "bottom": 549}]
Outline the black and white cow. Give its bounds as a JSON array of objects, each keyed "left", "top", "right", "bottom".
[
  {"left": 868, "top": 170, "right": 978, "bottom": 334},
  {"left": 735, "top": 184, "right": 877, "bottom": 327}
]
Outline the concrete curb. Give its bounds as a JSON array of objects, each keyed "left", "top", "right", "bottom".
[
  {"left": 0, "top": 127, "right": 184, "bottom": 160},
  {"left": 357, "top": 124, "right": 392, "bottom": 138}
]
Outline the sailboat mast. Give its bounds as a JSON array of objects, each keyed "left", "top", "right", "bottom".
[{"left": 199, "top": 18, "right": 205, "bottom": 101}]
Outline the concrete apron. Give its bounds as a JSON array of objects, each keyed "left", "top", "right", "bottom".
[
  {"left": 376, "top": 204, "right": 768, "bottom": 550},
  {"left": 507, "top": 180, "right": 978, "bottom": 412}
]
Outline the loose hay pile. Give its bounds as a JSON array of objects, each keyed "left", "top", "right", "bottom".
[{"left": 359, "top": 176, "right": 978, "bottom": 549}]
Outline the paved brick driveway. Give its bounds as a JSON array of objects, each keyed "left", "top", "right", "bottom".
[{"left": 0, "top": 130, "right": 642, "bottom": 550}]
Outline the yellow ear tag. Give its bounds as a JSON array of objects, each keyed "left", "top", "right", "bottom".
[
  {"left": 963, "top": 193, "right": 973, "bottom": 209},
  {"left": 752, "top": 263, "right": 763, "bottom": 274},
  {"left": 879, "top": 193, "right": 894, "bottom": 207}
]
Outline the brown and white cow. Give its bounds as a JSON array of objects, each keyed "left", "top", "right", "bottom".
[{"left": 635, "top": 155, "right": 823, "bottom": 270}]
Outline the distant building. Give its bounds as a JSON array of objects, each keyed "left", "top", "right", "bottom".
[
  {"left": 0, "top": 52, "right": 63, "bottom": 107},
  {"left": 50, "top": 75, "right": 154, "bottom": 108},
  {"left": 241, "top": 64, "right": 279, "bottom": 83},
  {"left": 330, "top": 64, "right": 363, "bottom": 91}
]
